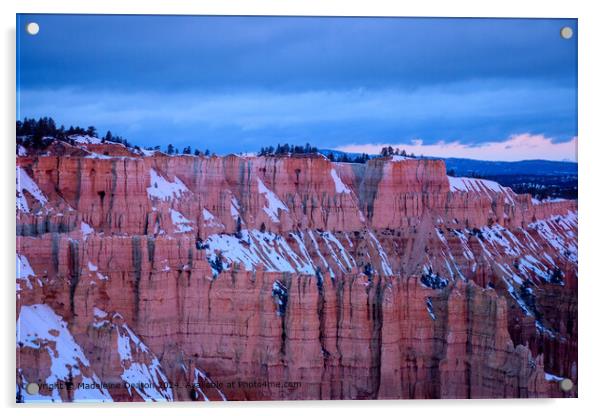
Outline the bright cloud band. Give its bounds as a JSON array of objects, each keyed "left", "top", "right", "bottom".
[{"left": 335, "top": 134, "right": 577, "bottom": 162}]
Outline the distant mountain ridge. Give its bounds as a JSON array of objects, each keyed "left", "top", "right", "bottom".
[
  {"left": 443, "top": 157, "right": 577, "bottom": 176},
  {"left": 319, "top": 149, "right": 577, "bottom": 176}
]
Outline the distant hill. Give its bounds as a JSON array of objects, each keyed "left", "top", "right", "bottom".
[
  {"left": 319, "top": 149, "right": 577, "bottom": 177},
  {"left": 443, "top": 158, "right": 577, "bottom": 177}
]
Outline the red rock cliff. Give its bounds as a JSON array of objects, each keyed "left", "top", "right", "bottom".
[{"left": 16, "top": 140, "right": 577, "bottom": 401}]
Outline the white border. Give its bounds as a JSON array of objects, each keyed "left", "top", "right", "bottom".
[{"left": 2, "top": 1, "right": 601, "bottom": 415}]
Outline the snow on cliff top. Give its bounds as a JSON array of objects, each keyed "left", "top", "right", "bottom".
[
  {"left": 389, "top": 155, "right": 413, "bottom": 162},
  {"left": 138, "top": 148, "right": 158, "bottom": 157},
  {"left": 532, "top": 197, "right": 567, "bottom": 205},
  {"left": 69, "top": 135, "right": 104, "bottom": 145},
  {"left": 448, "top": 175, "right": 518, "bottom": 204},
  {"left": 448, "top": 176, "right": 507, "bottom": 193}
]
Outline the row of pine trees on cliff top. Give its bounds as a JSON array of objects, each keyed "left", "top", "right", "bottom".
[
  {"left": 16, "top": 117, "right": 211, "bottom": 155},
  {"left": 17, "top": 117, "right": 129, "bottom": 148},
  {"left": 16, "top": 116, "right": 414, "bottom": 164}
]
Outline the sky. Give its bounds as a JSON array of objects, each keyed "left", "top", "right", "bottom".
[{"left": 16, "top": 15, "right": 577, "bottom": 161}]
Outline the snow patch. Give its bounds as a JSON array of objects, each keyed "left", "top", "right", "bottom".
[
  {"left": 191, "top": 368, "right": 227, "bottom": 401},
  {"left": 330, "top": 169, "right": 351, "bottom": 194},
  {"left": 146, "top": 169, "right": 189, "bottom": 201},
  {"left": 257, "top": 178, "right": 288, "bottom": 222},
  {"left": 390, "top": 155, "right": 412, "bottom": 162},
  {"left": 230, "top": 197, "right": 241, "bottom": 220},
  {"left": 205, "top": 230, "right": 314, "bottom": 276},
  {"left": 69, "top": 135, "right": 103, "bottom": 145},
  {"left": 169, "top": 209, "right": 193, "bottom": 233},
  {"left": 116, "top": 322, "right": 174, "bottom": 401},
  {"left": 203, "top": 208, "right": 224, "bottom": 228},
  {"left": 308, "top": 230, "right": 335, "bottom": 278},
  {"left": 426, "top": 297, "right": 436, "bottom": 320},
  {"left": 320, "top": 231, "right": 355, "bottom": 272},
  {"left": 93, "top": 307, "right": 107, "bottom": 319},
  {"left": 16, "top": 166, "right": 48, "bottom": 213},
  {"left": 81, "top": 222, "right": 94, "bottom": 236},
  {"left": 138, "top": 148, "right": 158, "bottom": 157},
  {"left": 87, "top": 262, "right": 108, "bottom": 281},
  {"left": 17, "top": 304, "right": 113, "bottom": 402},
  {"left": 17, "top": 253, "right": 35, "bottom": 292},
  {"left": 545, "top": 372, "right": 564, "bottom": 382},
  {"left": 367, "top": 231, "right": 393, "bottom": 276},
  {"left": 448, "top": 176, "right": 514, "bottom": 203},
  {"left": 480, "top": 224, "right": 521, "bottom": 257},
  {"left": 529, "top": 211, "right": 577, "bottom": 264},
  {"left": 17, "top": 253, "right": 35, "bottom": 280}
]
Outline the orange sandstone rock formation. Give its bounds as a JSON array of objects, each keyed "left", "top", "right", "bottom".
[{"left": 16, "top": 139, "right": 577, "bottom": 401}]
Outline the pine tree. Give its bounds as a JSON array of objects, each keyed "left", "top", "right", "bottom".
[{"left": 86, "top": 126, "right": 97, "bottom": 137}]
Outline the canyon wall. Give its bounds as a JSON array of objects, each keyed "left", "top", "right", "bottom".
[{"left": 16, "top": 139, "right": 577, "bottom": 401}]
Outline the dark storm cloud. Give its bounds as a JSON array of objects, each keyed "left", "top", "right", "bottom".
[{"left": 17, "top": 14, "right": 577, "bottom": 157}]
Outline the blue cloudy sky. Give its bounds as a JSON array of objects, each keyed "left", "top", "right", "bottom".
[{"left": 17, "top": 15, "right": 577, "bottom": 160}]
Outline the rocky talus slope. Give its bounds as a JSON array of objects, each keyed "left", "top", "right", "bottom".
[{"left": 16, "top": 138, "right": 577, "bottom": 401}]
